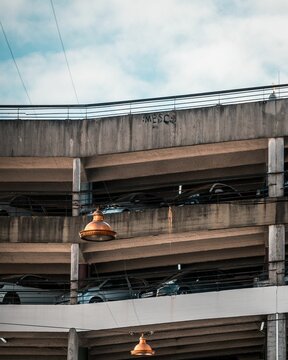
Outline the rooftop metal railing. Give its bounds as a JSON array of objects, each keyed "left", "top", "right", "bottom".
[{"left": 0, "top": 84, "right": 287, "bottom": 120}]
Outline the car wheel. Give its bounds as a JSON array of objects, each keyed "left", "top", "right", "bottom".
[
  {"left": 89, "top": 297, "right": 103, "bottom": 303},
  {"left": 178, "top": 287, "right": 189, "bottom": 295},
  {"left": 3, "top": 292, "right": 21, "bottom": 304}
]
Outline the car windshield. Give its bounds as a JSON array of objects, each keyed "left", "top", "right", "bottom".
[{"left": 83, "top": 279, "right": 106, "bottom": 289}]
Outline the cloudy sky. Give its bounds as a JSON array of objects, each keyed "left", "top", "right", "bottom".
[{"left": 0, "top": 0, "right": 287, "bottom": 105}]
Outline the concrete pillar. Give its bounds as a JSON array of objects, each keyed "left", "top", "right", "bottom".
[
  {"left": 268, "top": 138, "right": 284, "bottom": 198},
  {"left": 268, "top": 225, "right": 285, "bottom": 286},
  {"left": 80, "top": 182, "right": 92, "bottom": 215},
  {"left": 70, "top": 244, "right": 79, "bottom": 305},
  {"left": 71, "top": 159, "right": 81, "bottom": 304},
  {"left": 67, "top": 328, "right": 78, "bottom": 360},
  {"left": 267, "top": 313, "right": 286, "bottom": 360},
  {"left": 267, "top": 138, "right": 286, "bottom": 359},
  {"left": 267, "top": 228, "right": 286, "bottom": 357},
  {"left": 79, "top": 263, "right": 88, "bottom": 289},
  {"left": 73, "top": 158, "right": 81, "bottom": 217}
]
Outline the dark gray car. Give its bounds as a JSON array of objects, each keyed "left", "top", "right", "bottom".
[
  {"left": 103, "top": 192, "right": 167, "bottom": 214},
  {"left": 173, "top": 183, "right": 242, "bottom": 206},
  {"left": 58, "top": 276, "right": 149, "bottom": 304}
]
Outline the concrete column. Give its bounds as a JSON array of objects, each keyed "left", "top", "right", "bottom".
[
  {"left": 267, "top": 313, "right": 286, "bottom": 360},
  {"left": 70, "top": 244, "right": 79, "bottom": 305},
  {"left": 268, "top": 138, "right": 284, "bottom": 198},
  {"left": 268, "top": 225, "right": 285, "bottom": 286},
  {"left": 71, "top": 159, "right": 81, "bottom": 304},
  {"left": 73, "top": 158, "right": 81, "bottom": 216},
  {"left": 67, "top": 328, "right": 78, "bottom": 360},
  {"left": 79, "top": 263, "right": 88, "bottom": 289},
  {"left": 80, "top": 182, "right": 92, "bottom": 215},
  {"left": 267, "top": 138, "right": 286, "bottom": 359}
]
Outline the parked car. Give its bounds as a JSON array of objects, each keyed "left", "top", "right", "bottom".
[
  {"left": 102, "top": 192, "right": 167, "bottom": 214},
  {"left": 140, "top": 273, "right": 206, "bottom": 298},
  {"left": 140, "top": 268, "right": 257, "bottom": 298},
  {"left": 173, "top": 183, "right": 242, "bottom": 206},
  {"left": 155, "top": 279, "right": 191, "bottom": 297},
  {"left": 57, "top": 276, "right": 149, "bottom": 304},
  {"left": 0, "top": 195, "right": 47, "bottom": 216},
  {"left": 0, "top": 274, "right": 67, "bottom": 304}
]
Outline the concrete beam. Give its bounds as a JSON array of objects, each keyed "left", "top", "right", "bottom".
[
  {"left": 90, "top": 331, "right": 264, "bottom": 355},
  {"left": 84, "top": 229, "right": 264, "bottom": 263},
  {"left": 84, "top": 139, "right": 267, "bottom": 169},
  {"left": 0, "top": 182, "right": 72, "bottom": 192},
  {"left": 0, "top": 140, "right": 267, "bottom": 185},
  {"left": 91, "top": 340, "right": 264, "bottom": 360},
  {"left": 0, "top": 157, "right": 72, "bottom": 169},
  {"left": 95, "top": 246, "right": 264, "bottom": 273},
  {"left": 0, "top": 169, "right": 73, "bottom": 182},
  {"left": 0, "top": 228, "right": 265, "bottom": 274},
  {"left": 0, "top": 356, "right": 66, "bottom": 360},
  {"left": 2, "top": 338, "right": 68, "bottom": 347},
  {"left": 83, "top": 226, "right": 265, "bottom": 252},
  {"left": 0, "top": 263, "right": 70, "bottom": 275},
  {"left": 89, "top": 347, "right": 262, "bottom": 360},
  {"left": 87, "top": 150, "right": 266, "bottom": 182},
  {"left": 84, "top": 322, "right": 260, "bottom": 347},
  {"left": 85, "top": 139, "right": 267, "bottom": 182},
  {"left": 0, "top": 253, "right": 71, "bottom": 264},
  {"left": 0, "top": 348, "right": 66, "bottom": 356}
]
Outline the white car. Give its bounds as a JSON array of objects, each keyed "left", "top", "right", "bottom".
[{"left": 0, "top": 274, "right": 67, "bottom": 304}]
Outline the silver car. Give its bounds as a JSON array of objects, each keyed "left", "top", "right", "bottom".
[
  {"left": 0, "top": 274, "right": 66, "bottom": 304},
  {"left": 58, "top": 276, "right": 148, "bottom": 304},
  {"left": 102, "top": 192, "right": 167, "bottom": 214}
]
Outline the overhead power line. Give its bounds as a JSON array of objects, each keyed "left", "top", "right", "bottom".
[
  {"left": 0, "top": 21, "right": 33, "bottom": 105},
  {"left": 50, "top": 0, "right": 80, "bottom": 104}
]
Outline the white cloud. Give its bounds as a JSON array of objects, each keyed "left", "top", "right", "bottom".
[{"left": 0, "top": 0, "right": 288, "bottom": 104}]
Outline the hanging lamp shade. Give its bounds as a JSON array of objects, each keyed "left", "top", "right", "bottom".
[
  {"left": 131, "top": 334, "right": 155, "bottom": 356},
  {"left": 79, "top": 209, "right": 116, "bottom": 241}
]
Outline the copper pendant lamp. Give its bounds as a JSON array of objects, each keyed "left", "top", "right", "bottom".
[
  {"left": 79, "top": 209, "right": 117, "bottom": 241},
  {"left": 131, "top": 334, "right": 155, "bottom": 356}
]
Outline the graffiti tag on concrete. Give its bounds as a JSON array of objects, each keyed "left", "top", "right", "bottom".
[{"left": 142, "top": 112, "right": 176, "bottom": 128}]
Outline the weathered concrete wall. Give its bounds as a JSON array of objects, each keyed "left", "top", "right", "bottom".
[
  {"left": 0, "top": 201, "right": 286, "bottom": 243},
  {"left": 0, "top": 99, "right": 287, "bottom": 157}
]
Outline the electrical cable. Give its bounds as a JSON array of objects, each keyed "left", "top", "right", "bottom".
[
  {"left": 50, "top": 0, "right": 79, "bottom": 104},
  {"left": 0, "top": 21, "right": 33, "bottom": 105}
]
